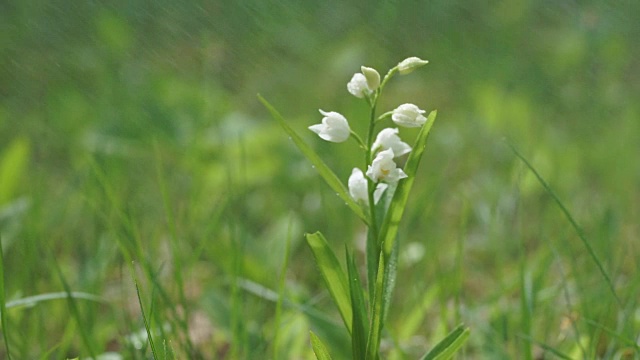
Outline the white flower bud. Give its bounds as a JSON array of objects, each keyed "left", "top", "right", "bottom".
[
  {"left": 348, "top": 168, "right": 388, "bottom": 205},
  {"left": 366, "top": 149, "right": 408, "bottom": 183},
  {"left": 391, "top": 103, "right": 427, "bottom": 128},
  {"left": 360, "top": 66, "right": 380, "bottom": 91},
  {"left": 372, "top": 128, "right": 411, "bottom": 157},
  {"left": 347, "top": 73, "right": 372, "bottom": 98},
  {"left": 397, "top": 57, "right": 429, "bottom": 75},
  {"left": 309, "top": 110, "right": 351, "bottom": 143}
]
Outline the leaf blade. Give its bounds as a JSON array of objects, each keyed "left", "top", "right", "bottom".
[
  {"left": 0, "top": 234, "right": 13, "bottom": 360},
  {"left": 258, "top": 95, "right": 369, "bottom": 225},
  {"left": 365, "top": 251, "right": 386, "bottom": 360},
  {"left": 380, "top": 110, "right": 437, "bottom": 257},
  {"left": 306, "top": 232, "right": 352, "bottom": 334},
  {"left": 346, "top": 248, "right": 368, "bottom": 359},
  {"left": 420, "top": 324, "right": 470, "bottom": 360},
  {"left": 310, "top": 331, "right": 334, "bottom": 360}
]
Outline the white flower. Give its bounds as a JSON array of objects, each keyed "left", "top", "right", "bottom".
[
  {"left": 347, "top": 73, "right": 372, "bottom": 98},
  {"left": 397, "top": 57, "right": 429, "bottom": 75},
  {"left": 309, "top": 110, "right": 351, "bottom": 143},
  {"left": 391, "top": 103, "right": 427, "bottom": 128},
  {"left": 366, "top": 149, "right": 408, "bottom": 183},
  {"left": 360, "top": 66, "right": 380, "bottom": 91},
  {"left": 348, "top": 168, "right": 388, "bottom": 205},
  {"left": 372, "top": 128, "right": 411, "bottom": 157}
]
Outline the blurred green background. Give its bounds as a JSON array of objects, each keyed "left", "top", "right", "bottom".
[{"left": 1, "top": 0, "right": 639, "bottom": 358}]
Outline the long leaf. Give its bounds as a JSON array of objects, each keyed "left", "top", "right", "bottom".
[
  {"left": 258, "top": 95, "right": 369, "bottom": 225},
  {"left": 346, "top": 248, "right": 368, "bottom": 359},
  {"left": 420, "top": 324, "right": 470, "bottom": 360},
  {"left": 310, "top": 331, "right": 333, "bottom": 360},
  {"left": 507, "top": 141, "right": 621, "bottom": 306},
  {"left": 134, "top": 275, "right": 159, "bottom": 359},
  {"left": 306, "top": 232, "right": 352, "bottom": 334},
  {"left": 380, "top": 110, "right": 437, "bottom": 257},
  {"left": 0, "top": 234, "right": 12, "bottom": 360},
  {"left": 365, "top": 251, "right": 386, "bottom": 360},
  {"left": 50, "top": 249, "right": 98, "bottom": 359}
]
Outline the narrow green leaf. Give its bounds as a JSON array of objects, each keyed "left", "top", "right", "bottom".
[
  {"left": 507, "top": 141, "right": 621, "bottom": 306},
  {"left": 0, "top": 234, "right": 13, "bottom": 360},
  {"left": 346, "top": 248, "right": 368, "bottom": 359},
  {"left": 5, "top": 292, "right": 106, "bottom": 309},
  {"left": 272, "top": 216, "right": 295, "bottom": 360},
  {"left": 0, "top": 138, "right": 29, "bottom": 205},
  {"left": 382, "top": 239, "right": 398, "bottom": 324},
  {"left": 305, "top": 232, "right": 352, "bottom": 334},
  {"left": 50, "top": 250, "right": 98, "bottom": 359},
  {"left": 380, "top": 110, "right": 437, "bottom": 257},
  {"left": 366, "top": 182, "right": 396, "bottom": 302},
  {"left": 133, "top": 274, "right": 159, "bottom": 359},
  {"left": 258, "top": 95, "right": 369, "bottom": 225},
  {"left": 517, "top": 334, "right": 574, "bottom": 360},
  {"left": 365, "top": 251, "right": 386, "bottom": 360},
  {"left": 310, "top": 331, "right": 333, "bottom": 360},
  {"left": 420, "top": 324, "right": 470, "bottom": 360}
]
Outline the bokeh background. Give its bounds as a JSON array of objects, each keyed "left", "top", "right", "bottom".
[{"left": 1, "top": 0, "right": 639, "bottom": 358}]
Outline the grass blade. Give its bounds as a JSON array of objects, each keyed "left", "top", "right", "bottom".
[
  {"left": 133, "top": 269, "right": 159, "bottom": 359},
  {"left": 380, "top": 110, "right": 437, "bottom": 257},
  {"left": 310, "top": 331, "right": 334, "bottom": 360},
  {"left": 517, "top": 334, "right": 574, "bottom": 360},
  {"left": 258, "top": 95, "right": 369, "bottom": 225},
  {"left": 346, "top": 247, "right": 368, "bottom": 359},
  {"left": 5, "top": 292, "right": 106, "bottom": 309},
  {"left": 272, "top": 216, "right": 294, "bottom": 359},
  {"left": 50, "top": 249, "right": 98, "bottom": 359},
  {"left": 0, "top": 234, "right": 12, "bottom": 360},
  {"left": 420, "top": 324, "right": 470, "bottom": 360},
  {"left": 306, "top": 232, "right": 352, "bottom": 334},
  {"left": 507, "top": 141, "right": 621, "bottom": 306}
]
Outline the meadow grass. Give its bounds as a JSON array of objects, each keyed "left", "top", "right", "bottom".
[{"left": 1, "top": 1, "right": 639, "bottom": 359}]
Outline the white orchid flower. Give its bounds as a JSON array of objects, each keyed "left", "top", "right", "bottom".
[
  {"left": 372, "top": 128, "right": 411, "bottom": 157},
  {"left": 309, "top": 110, "right": 351, "bottom": 143},
  {"left": 366, "top": 149, "right": 408, "bottom": 183},
  {"left": 391, "top": 103, "right": 427, "bottom": 128},
  {"left": 347, "top": 73, "right": 373, "bottom": 98},
  {"left": 348, "top": 168, "right": 388, "bottom": 205}
]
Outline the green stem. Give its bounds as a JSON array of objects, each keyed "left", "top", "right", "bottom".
[
  {"left": 379, "top": 67, "right": 398, "bottom": 92},
  {"left": 366, "top": 92, "right": 380, "bottom": 257},
  {"left": 350, "top": 130, "right": 367, "bottom": 150}
]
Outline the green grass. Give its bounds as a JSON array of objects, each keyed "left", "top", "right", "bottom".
[{"left": 1, "top": 1, "right": 639, "bottom": 358}]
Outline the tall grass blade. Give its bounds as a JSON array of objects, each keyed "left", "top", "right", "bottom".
[
  {"left": 346, "top": 248, "right": 368, "bottom": 359},
  {"left": 6, "top": 292, "right": 105, "bottom": 309},
  {"left": 272, "top": 216, "right": 294, "bottom": 359},
  {"left": 305, "top": 232, "right": 352, "bottom": 334},
  {"left": 517, "top": 335, "right": 573, "bottom": 360},
  {"left": 380, "top": 110, "right": 437, "bottom": 257},
  {"left": 310, "top": 331, "right": 334, "bottom": 360},
  {"left": 258, "top": 95, "right": 369, "bottom": 225},
  {"left": 153, "top": 141, "right": 193, "bottom": 350},
  {"left": 133, "top": 270, "right": 159, "bottom": 359},
  {"left": 50, "top": 250, "right": 98, "bottom": 359},
  {"left": 0, "top": 234, "right": 12, "bottom": 360},
  {"left": 507, "top": 141, "right": 621, "bottom": 306},
  {"left": 420, "top": 324, "right": 470, "bottom": 360}
]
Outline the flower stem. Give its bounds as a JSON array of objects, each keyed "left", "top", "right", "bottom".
[
  {"left": 350, "top": 130, "right": 367, "bottom": 150},
  {"left": 366, "top": 93, "right": 380, "bottom": 250}
]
